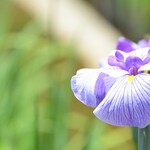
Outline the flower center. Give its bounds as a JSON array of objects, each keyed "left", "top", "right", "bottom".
[
  {"left": 144, "top": 70, "right": 149, "bottom": 74},
  {"left": 127, "top": 75, "right": 135, "bottom": 83},
  {"left": 108, "top": 50, "right": 150, "bottom": 76},
  {"left": 128, "top": 66, "right": 138, "bottom": 76}
]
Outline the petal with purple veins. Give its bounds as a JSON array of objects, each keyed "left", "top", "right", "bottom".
[
  {"left": 131, "top": 47, "right": 150, "bottom": 60},
  {"left": 71, "top": 69, "right": 102, "bottom": 107},
  {"left": 93, "top": 74, "right": 150, "bottom": 128},
  {"left": 71, "top": 67, "right": 127, "bottom": 108}
]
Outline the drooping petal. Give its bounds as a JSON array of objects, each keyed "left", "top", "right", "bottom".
[
  {"left": 116, "top": 37, "right": 139, "bottom": 52},
  {"left": 94, "top": 73, "right": 116, "bottom": 106},
  {"left": 71, "top": 67, "right": 127, "bottom": 108},
  {"left": 93, "top": 74, "right": 150, "bottom": 128},
  {"left": 71, "top": 69, "right": 101, "bottom": 107},
  {"left": 108, "top": 56, "right": 126, "bottom": 70}
]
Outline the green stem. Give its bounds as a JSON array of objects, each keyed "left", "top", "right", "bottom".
[{"left": 138, "top": 125, "right": 150, "bottom": 150}]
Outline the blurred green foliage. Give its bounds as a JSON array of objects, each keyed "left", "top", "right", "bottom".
[
  {"left": 0, "top": 0, "right": 136, "bottom": 150},
  {"left": 86, "top": 0, "right": 150, "bottom": 40}
]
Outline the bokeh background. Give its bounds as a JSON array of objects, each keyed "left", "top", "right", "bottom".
[{"left": 0, "top": 0, "right": 150, "bottom": 150}]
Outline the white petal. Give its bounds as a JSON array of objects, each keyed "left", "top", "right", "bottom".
[
  {"left": 100, "top": 67, "right": 128, "bottom": 77},
  {"left": 131, "top": 47, "right": 150, "bottom": 60}
]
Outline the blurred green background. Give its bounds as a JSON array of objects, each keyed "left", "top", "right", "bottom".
[
  {"left": 86, "top": 0, "right": 150, "bottom": 40},
  {"left": 1, "top": 0, "right": 150, "bottom": 150}
]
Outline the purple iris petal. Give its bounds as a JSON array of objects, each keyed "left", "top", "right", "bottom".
[
  {"left": 125, "top": 56, "right": 143, "bottom": 70},
  {"left": 71, "top": 67, "right": 127, "bottom": 108},
  {"left": 116, "top": 37, "right": 139, "bottom": 52},
  {"left": 115, "top": 51, "right": 124, "bottom": 61},
  {"left": 95, "top": 73, "right": 116, "bottom": 106},
  {"left": 131, "top": 47, "right": 150, "bottom": 60},
  {"left": 138, "top": 39, "right": 150, "bottom": 48},
  {"left": 93, "top": 74, "right": 150, "bottom": 128},
  {"left": 108, "top": 56, "right": 126, "bottom": 70}
]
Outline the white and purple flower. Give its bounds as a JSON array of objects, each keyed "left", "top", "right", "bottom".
[{"left": 71, "top": 37, "right": 150, "bottom": 128}]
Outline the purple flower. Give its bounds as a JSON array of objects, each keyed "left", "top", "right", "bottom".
[
  {"left": 71, "top": 37, "right": 150, "bottom": 128},
  {"left": 116, "top": 37, "right": 150, "bottom": 52}
]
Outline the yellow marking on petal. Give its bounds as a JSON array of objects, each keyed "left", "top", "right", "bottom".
[
  {"left": 127, "top": 75, "right": 135, "bottom": 83},
  {"left": 144, "top": 70, "right": 149, "bottom": 74}
]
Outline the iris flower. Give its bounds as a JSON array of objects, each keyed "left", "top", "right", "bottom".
[{"left": 71, "top": 37, "right": 150, "bottom": 128}]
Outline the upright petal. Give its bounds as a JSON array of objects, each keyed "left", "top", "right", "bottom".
[
  {"left": 108, "top": 56, "right": 126, "bottom": 70},
  {"left": 115, "top": 51, "right": 124, "bottom": 61},
  {"left": 93, "top": 74, "right": 150, "bottom": 128},
  {"left": 116, "top": 37, "right": 139, "bottom": 52},
  {"left": 125, "top": 56, "right": 143, "bottom": 71}
]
